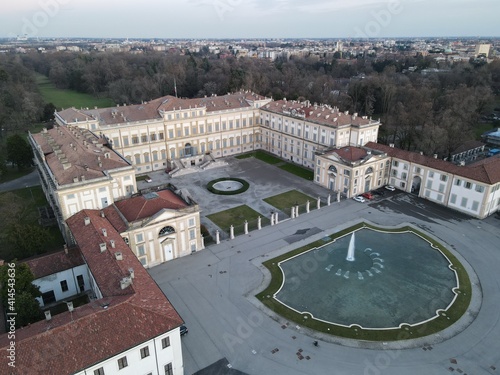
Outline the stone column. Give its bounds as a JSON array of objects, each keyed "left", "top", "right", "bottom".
[
  {"left": 270, "top": 212, "right": 275, "bottom": 226},
  {"left": 295, "top": 205, "right": 300, "bottom": 218},
  {"left": 257, "top": 216, "right": 262, "bottom": 230},
  {"left": 216, "top": 230, "right": 220, "bottom": 244},
  {"left": 317, "top": 196, "right": 321, "bottom": 210},
  {"left": 274, "top": 212, "right": 279, "bottom": 224},
  {"left": 306, "top": 200, "right": 310, "bottom": 213},
  {"left": 337, "top": 191, "right": 341, "bottom": 202},
  {"left": 244, "top": 220, "right": 248, "bottom": 235},
  {"left": 291, "top": 206, "right": 296, "bottom": 219},
  {"left": 230, "top": 225, "right": 235, "bottom": 240},
  {"left": 327, "top": 194, "right": 331, "bottom": 206},
  {"left": 201, "top": 235, "right": 205, "bottom": 250}
]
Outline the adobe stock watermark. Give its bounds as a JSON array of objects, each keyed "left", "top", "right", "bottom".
[
  {"left": 354, "top": 0, "right": 403, "bottom": 38},
  {"left": 222, "top": 311, "right": 264, "bottom": 353},
  {"left": 9, "top": 0, "right": 71, "bottom": 39},
  {"left": 210, "top": 0, "right": 243, "bottom": 21}
]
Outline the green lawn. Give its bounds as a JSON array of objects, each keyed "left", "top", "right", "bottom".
[
  {"left": 256, "top": 223, "right": 472, "bottom": 341},
  {"left": 0, "top": 166, "right": 35, "bottom": 183},
  {"left": 0, "top": 186, "right": 65, "bottom": 261},
  {"left": 263, "top": 190, "right": 316, "bottom": 212},
  {"left": 278, "top": 163, "right": 314, "bottom": 180},
  {"left": 206, "top": 205, "right": 270, "bottom": 235},
  {"left": 235, "top": 150, "right": 282, "bottom": 164},
  {"left": 35, "top": 73, "right": 114, "bottom": 110},
  {"left": 473, "top": 122, "right": 497, "bottom": 140}
]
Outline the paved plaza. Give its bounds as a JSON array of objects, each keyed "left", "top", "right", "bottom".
[{"left": 146, "top": 157, "right": 500, "bottom": 375}]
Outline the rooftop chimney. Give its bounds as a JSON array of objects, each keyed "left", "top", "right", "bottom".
[
  {"left": 128, "top": 268, "right": 135, "bottom": 279},
  {"left": 114, "top": 251, "right": 123, "bottom": 260},
  {"left": 63, "top": 244, "right": 68, "bottom": 254},
  {"left": 110, "top": 239, "right": 116, "bottom": 248},
  {"left": 433, "top": 154, "right": 438, "bottom": 159},
  {"left": 120, "top": 276, "right": 132, "bottom": 289},
  {"left": 102, "top": 228, "right": 107, "bottom": 237},
  {"left": 99, "top": 243, "right": 107, "bottom": 252},
  {"left": 44, "top": 311, "right": 52, "bottom": 321},
  {"left": 66, "top": 302, "right": 74, "bottom": 312},
  {"left": 84, "top": 217, "right": 90, "bottom": 226}
]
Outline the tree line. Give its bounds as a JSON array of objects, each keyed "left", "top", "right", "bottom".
[{"left": 1, "top": 50, "right": 499, "bottom": 157}]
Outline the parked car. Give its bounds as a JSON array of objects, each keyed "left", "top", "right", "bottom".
[
  {"left": 361, "top": 192, "right": 374, "bottom": 200},
  {"left": 384, "top": 185, "right": 396, "bottom": 191},
  {"left": 353, "top": 196, "right": 366, "bottom": 203},
  {"left": 145, "top": 177, "right": 152, "bottom": 183},
  {"left": 180, "top": 325, "right": 188, "bottom": 336}
]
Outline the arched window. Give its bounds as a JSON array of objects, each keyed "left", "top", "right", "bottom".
[
  {"left": 365, "top": 167, "right": 373, "bottom": 174},
  {"left": 328, "top": 165, "right": 337, "bottom": 173},
  {"left": 159, "top": 226, "right": 176, "bottom": 237}
]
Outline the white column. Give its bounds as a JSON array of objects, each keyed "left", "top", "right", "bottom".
[
  {"left": 275, "top": 212, "right": 279, "bottom": 224},
  {"left": 291, "top": 206, "right": 296, "bottom": 219},
  {"left": 201, "top": 235, "right": 205, "bottom": 250},
  {"left": 216, "top": 230, "right": 220, "bottom": 244},
  {"left": 230, "top": 225, "right": 235, "bottom": 239},
  {"left": 337, "top": 191, "right": 341, "bottom": 202},
  {"left": 306, "top": 200, "right": 310, "bottom": 213},
  {"left": 257, "top": 216, "right": 262, "bottom": 230},
  {"left": 244, "top": 220, "right": 248, "bottom": 235},
  {"left": 327, "top": 194, "right": 331, "bottom": 206},
  {"left": 295, "top": 205, "right": 300, "bottom": 217},
  {"left": 317, "top": 196, "right": 321, "bottom": 210},
  {"left": 270, "top": 212, "right": 275, "bottom": 226}
]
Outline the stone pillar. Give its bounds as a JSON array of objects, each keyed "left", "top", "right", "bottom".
[
  {"left": 230, "top": 225, "right": 235, "bottom": 240},
  {"left": 244, "top": 220, "right": 248, "bottom": 235},
  {"left": 291, "top": 206, "right": 296, "bottom": 219},
  {"left": 317, "top": 196, "right": 321, "bottom": 210},
  {"left": 337, "top": 191, "right": 340, "bottom": 202},
  {"left": 201, "top": 235, "right": 205, "bottom": 250},
  {"left": 271, "top": 212, "right": 275, "bottom": 226},
  {"left": 327, "top": 194, "right": 331, "bottom": 206},
  {"left": 306, "top": 200, "right": 310, "bottom": 213},
  {"left": 274, "top": 212, "right": 279, "bottom": 224},
  {"left": 257, "top": 216, "right": 262, "bottom": 230},
  {"left": 295, "top": 205, "right": 300, "bottom": 218},
  {"left": 216, "top": 230, "right": 220, "bottom": 244}
]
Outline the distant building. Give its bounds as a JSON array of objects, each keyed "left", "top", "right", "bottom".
[
  {"left": 482, "top": 128, "right": 500, "bottom": 147},
  {"left": 450, "top": 140, "right": 486, "bottom": 165},
  {"left": 475, "top": 43, "right": 491, "bottom": 58}
]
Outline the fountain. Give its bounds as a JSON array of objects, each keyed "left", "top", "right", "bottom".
[{"left": 346, "top": 232, "right": 356, "bottom": 261}]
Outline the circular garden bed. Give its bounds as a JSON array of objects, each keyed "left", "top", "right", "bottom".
[{"left": 207, "top": 177, "right": 250, "bottom": 195}]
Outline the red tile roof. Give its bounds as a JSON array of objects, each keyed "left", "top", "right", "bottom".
[
  {"left": 366, "top": 142, "right": 500, "bottom": 184},
  {"left": 328, "top": 146, "right": 369, "bottom": 163},
  {"left": 57, "top": 92, "right": 267, "bottom": 127},
  {"left": 24, "top": 247, "right": 85, "bottom": 279},
  {"left": 114, "top": 190, "right": 189, "bottom": 223},
  {"left": 31, "top": 125, "right": 130, "bottom": 186},
  {"left": 0, "top": 209, "right": 183, "bottom": 375},
  {"left": 262, "top": 99, "right": 379, "bottom": 128}
]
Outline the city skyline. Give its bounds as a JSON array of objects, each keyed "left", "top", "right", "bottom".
[{"left": 1, "top": 0, "right": 499, "bottom": 40}]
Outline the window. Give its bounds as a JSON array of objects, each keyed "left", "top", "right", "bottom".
[
  {"left": 162, "top": 336, "right": 171, "bottom": 349},
  {"left": 472, "top": 201, "right": 479, "bottom": 211},
  {"left": 136, "top": 233, "right": 144, "bottom": 243},
  {"left": 159, "top": 132, "right": 164, "bottom": 140},
  {"left": 450, "top": 194, "right": 457, "bottom": 204},
  {"left": 94, "top": 368, "right": 105, "bottom": 375},
  {"left": 475, "top": 185, "right": 485, "bottom": 193},
  {"left": 393, "top": 160, "right": 399, "bottom": 167},
  {"left": 140, "top": 346, "right": 150, "bottom": 359},
  {"left": 189, "top": 229, "right": 196, "bottom": 240},
  {"left": 454, "top": 179, "right": 461, "bottom": 186},
  {"left": 401, "top": 172, "right": 407, "bottom": 180},
  {"left": 437, "top": 194, "right": 443, "bottom": 202},
  {"left": 344, "top": 170, "right": 350, "bottom": 177},
  {"left": 141, "top": 134, "right": 148, "bottom": 143},
  {"left": 439, "top": 184, "right": 445, "bottom": 193},
  {"left": 137, "top": 244, "right": 146, "bottom": 256},
  {"left": 168, "top": 130, "right": 174, "bottom": 139},
  {"left": 159, "top": 226, "right": 175, "bottom": 236},
  {"left": 461, "top": 197, "right": 468, "bottom": 208},
  {"left": 188, "top": 218, "right": 195, "bottom": 227},
  {"left": 429, "top": 171, "right": 434, "bottom": 178},
  {"left": 440, "top": 175, "right": 448, "bottom": 182},
  {"left": 150, "top": 133, "right": 157, "bottom": 141},
  {"left": 164, "top": 363, "right": 173, "bottom": 375},
  {"left": 117, "top": 356, "right": 128, "bottom": 370},
  {"left": 123, "top": 137, "right": 129, "bottom": 146},
  {"left": 132, "top": 136, "right": 139, "bottom": 144},
  {"left": 60, "top": 280, "right": 68, "bottom": 292},
  {"left": 426, "top": 180, "right": 432, "bottom": 189},
  {"left": 465, "top": 182, "right": 472, "bottom": 189}
]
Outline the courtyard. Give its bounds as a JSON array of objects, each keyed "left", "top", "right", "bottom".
[{"left": 146, "top": 157, "right": 499, "bottom": 375}]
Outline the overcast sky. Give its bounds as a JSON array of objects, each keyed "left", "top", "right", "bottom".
[{"left": 1, "top": 0, "right": 498, "bottom": 39}]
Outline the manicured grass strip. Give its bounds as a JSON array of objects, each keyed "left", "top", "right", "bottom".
[
  {"left": 263, "top": 190, "right": 316, "bottom": 212},
  {"left": 278, "top": 163, "right": 314, "bottom": 180},
  {"left": 35, "top": 73, "right": 114, "bottom": 110},
  {"left": 0, "top": 166, "right": 35, "bottom": 183},
  {"left": 256, "top": 222, "right": 472, "bottom": 341},
  {"left": 207, "top": 205, "right": 270, "bottom": 235},
  {"left": 235, "top": 150, "right": 282, "bottom": 164}
]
